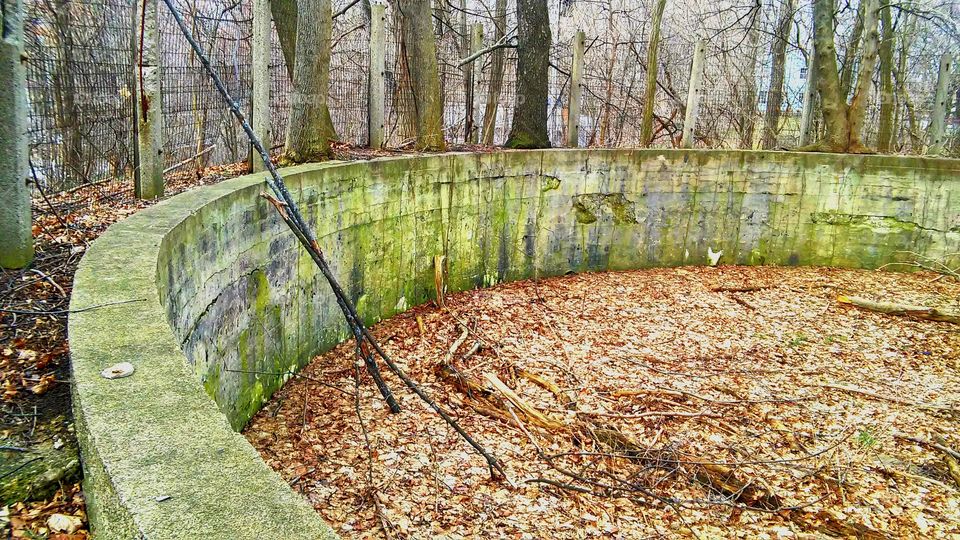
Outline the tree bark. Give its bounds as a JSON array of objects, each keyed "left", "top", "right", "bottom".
[
  {"left": 738, "top": 11, "right": 760, "bottom": 149},
  {"left": 639, "top": 0, "right": 667, "bottom": 146},
  {"left": 505, "top": 0, "right": 551, "bottom": 148},
  {"left": 846, "top": 0, "right": 880, "bottom": 151},
  {"left": 270, "top": 0, "right": 298, "bottom": 79},
  {"left": 271, "top": 0, "right": 337, "bottom": 145},
  {"left": 806, "top": 0, "right": 879, "bottom": 153},
  {"left": 284, "top": 0, "right": 336, "bottom": 161},
  {"left": 875, "top": 1, "right": 894, "bottom": 153},
  {"left": 839, "top": 1, "right": 864, "bottom": 99},
  {"left": 761, "top": 0, "right": 795, "bottom": 149},
  {"left": 480, "top": 0, "right": 507, "bottom": 145},
  {"left": 0, "top": 0, "right": 33, "bottom": 268},
  {"left": 52, "top": 0, "right": 85, "bottom": 185},
  {"left": 395, "top": 0, "right": 446, "bottom": 150}
]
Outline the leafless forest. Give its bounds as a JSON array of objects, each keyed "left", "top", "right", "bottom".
[{"left": 23, "top": 0, "right": 960, "bottom": 192}]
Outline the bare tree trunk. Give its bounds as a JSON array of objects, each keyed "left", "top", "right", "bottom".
[
  {"left": 598, "top": 0, "right": 618, "bottom": 145},
  {"left": 876, "top": 1, "right": 894, "bottom": 152},
  {"left": 738, "top": 12, "right": 760, "bottom": 149},
  {"left": 480, "top": 0, "right": 507, "bottom": 145},
  {"left": 505, "top": 0, "right": 551, "bottom": 148},
  {"left": 271, "top": 0, "right": 337, "bottom": 143},
  {"left": 271, "top": 0, "right": 298, "bottom": 79},
  {"left": 639, "top": 0, "right": 667, "bottom": 146},
  {"left": 893, "top": 8, "right": 919, "bottom": 151},
  {"left": 839, "top": 1, "right": 864, "bottom": 99},
  {"left": 807, "top": 0, "right": 880, "bottom": 153},
  {"left": 284, "top": 0, "right": 336, "bottom": 161},
  {"left": 760, "top": 0, "right": 795, "bottom": 149},
  {"left": 52, "top": 0, "right": 85, "bottom": 185},
  {"left": 810, "top": 0, "right": 850, "bottom": 151},
  {"left": 846, "top": 0, "right": 880, "bottom": 151},
  {"left": 396, "top": 0, "right": 446, "bottom": 149}
]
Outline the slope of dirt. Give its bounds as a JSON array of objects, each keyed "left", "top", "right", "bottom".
[{"left": 247, "top": 266, "right": 960, "bottom": 539}]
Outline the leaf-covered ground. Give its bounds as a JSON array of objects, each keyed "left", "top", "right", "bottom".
[{"left": 247, "top": 266, "right": 960, "bottom": 539}]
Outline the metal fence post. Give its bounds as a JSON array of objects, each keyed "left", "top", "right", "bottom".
[
  {"left": 251, "top": 0, "right": 271, "bottom": 171},
  {"left": 681, "top": 39, "right": 706, "bottom": 149},
  {"left": 368, "top": 3, "right": 386, "bottom": 148},
  {"left": 134, "top": 0, "right": 164, "bottom": 199},
  {"left": 567, "top": 30, "right": 584, "bottom": 147},
  {"left": 798, "top": 42, "right": 818, "bottom": 147},
  {"left": 928, "top": 52, "right": 953, "bottom": 156}
]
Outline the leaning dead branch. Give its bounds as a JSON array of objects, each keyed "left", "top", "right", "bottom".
[{"left": 164, "top": 1, "right": 505, "bottom": 480}]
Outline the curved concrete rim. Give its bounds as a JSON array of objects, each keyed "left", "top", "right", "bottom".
[{"left": 68, "top": 149, "right": 960, "bottom": 539}]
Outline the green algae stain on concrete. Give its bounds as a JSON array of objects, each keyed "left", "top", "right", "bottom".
[
  {"left": 69, "top": 150, "right": 960, "bottom": 540},
  {"left": 573, "top": 193, "right": 639, "bottom": 225}
]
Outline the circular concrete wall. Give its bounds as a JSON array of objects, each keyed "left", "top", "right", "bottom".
[{"left": 69, "top": 149, "right": 960, "bottom": 538}]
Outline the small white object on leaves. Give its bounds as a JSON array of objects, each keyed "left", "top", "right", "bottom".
[
  {"left": 47, "top": 513, "right": 83, "bottom": 534},
  {"left": 707, "top": 247, "right": 723, "bottom": 266},
  {"left": 101, "top": 362, "right": 135, "bottom": 379}
]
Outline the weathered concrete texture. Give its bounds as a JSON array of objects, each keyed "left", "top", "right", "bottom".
[{"left": 71, "top": 149, "right": 959, "bottom": 539}]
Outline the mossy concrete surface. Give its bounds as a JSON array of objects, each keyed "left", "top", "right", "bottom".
[{"left": 70, "top": 149, "right": 959, "bottom": 539}]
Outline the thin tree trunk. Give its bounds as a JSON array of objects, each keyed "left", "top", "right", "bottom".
[
  {"left": 53, "top": 0, "right": 85, "bottom": 185},
  {"left": 598, "top": 1, "right": 618, "bottom": 145},
  {"left": 846, "top": 0, "right": 880, "bottom": 151},
  {"left": 761, "top": 0, "right": 795, "bottom": 149},
  {"left": 396, "top": 0, "right": 446, "bottom": 149},
  {"left": 639, "top": 0, "right": 667, "bottom": 146},
  {"left": 738, "top": 12, "right": 760, "bottom": 149},
  {"left": 284, "top": 0, "right": 335, "bottom": 161},
  {"left": 876, "top": 1, "right": 894, "bottom": 152},
  {"left": 839, "top": 1, "right": 864, "bottom": 99},
  {"left": 895, "top": 12, "right": 920, "bottom": 152},
  {"left": 505, "top": 0, "right": 551, "bottom": 148},
  {"left": 480, "top": 0, "right": 507, "bottom": 145}
]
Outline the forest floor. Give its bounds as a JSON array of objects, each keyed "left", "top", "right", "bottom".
[{"left": 246, "top": 266, "right": 960, "bottom": 539}]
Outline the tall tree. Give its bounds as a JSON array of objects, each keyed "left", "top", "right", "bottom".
[
  {"left": 284, "top": 0, "right": 337, "bottom": 160},
  {"left": 52, "top": 0, "right": 84, "bottom": 185},
  {"left": 481, "top": 0, "right": 507, "bottom": 145},
  {"left": 806, "top": 0, "right": 880, "bottom": 152},
  {"left": 639, "top": 0, "right": 667, "bottom": 147},
  {"left": 760, "top": 0, "right": 795, "bottom": 149},
  {"left": 505, "top": 0, "right": 551, "bottom": 148},
  {"left": 875, "top": 1, "right": 894, "bottom": 152},
  {"left": 738, "top": 8, "right": 761, "bottom": 149},
  {"left": 271, "top": 0, "right": 337, "bottom": 152},
  {"left": 0, "top": 0, "right": 33, "bottom": 268},
  {"left": 395, "top": 0, "right": 446, "bottom": 150}
]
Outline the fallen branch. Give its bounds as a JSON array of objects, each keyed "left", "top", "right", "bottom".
[
  {"left": 837, "top": 295, "right": 959, "bottom": 325},
  {"left": 813, "top": 383, "right": 957, "bottom": 414}
]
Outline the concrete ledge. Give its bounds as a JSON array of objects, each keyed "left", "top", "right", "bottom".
[{"left": 69, "top": 149, "right": 959, "bottom": 538}]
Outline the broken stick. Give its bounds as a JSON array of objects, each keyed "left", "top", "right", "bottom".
[{"left": 837, "top": 295, "right": 959, "bottom": 325}]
